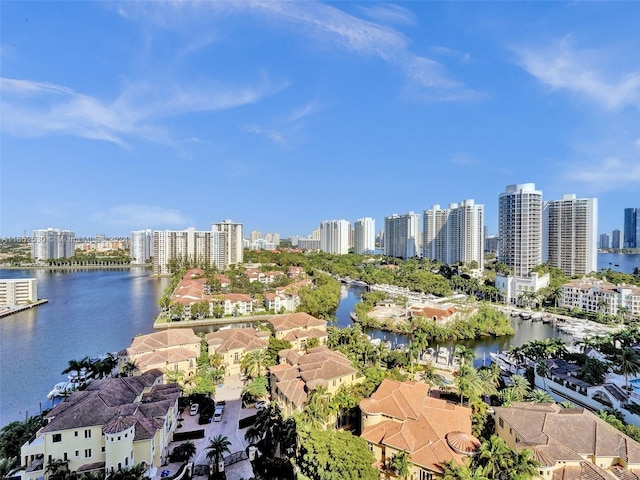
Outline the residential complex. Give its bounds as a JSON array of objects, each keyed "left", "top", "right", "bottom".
[
  {"left": 354, "top": 217, "right": 376, "bottom": 254},
  {"left": 360, "top": 379, "right": 479, "bottom": 479},
  {"left": 543, "top": 194, "right": 598, "bottom": 276},
  {"left": 0, "top": 278, "right": 37, "bottom": 307},
  {"left": 269, "top": 346, "right": 361, "bottom": 416},
  {"left": 152, "top": 221, "right": 243, "bottom": 276},
  {"left": 423, "top": 199, "right": 484, "bottom": 268},
  {"left": 117, "top": 329, "right": 201, "bottom": 378},
  {"left": 21, "top": 372, "right": 180, "bottom": 480},
  {"left": 206, "top": 327, "right": 270, "bottom": 376},
  {"left": 494, "top": 402, "right": 640, "bottom": 479},
  {"left": 384, "top": 212, "right": 420, "bottom": 260},
  {"left": 625, "top": 207, "right": 640, "bottom": 248},
  {"left": 560, "top": 276, "right": 640, "bottom": 318},
  {"left": 319, "top": 220, "right": 350, "bottom": 255},
  {"left": 130, "top": 229, "right": 153, "bottom": 264},
  {"left": 599, "top": 233, "right": 610, "bottom": 249},
  {"left": 496, "top": 183, "right": 548, "bottom": 304},
  {"left": 31, "top": 228, "right": 75, "bottom": 260},
  {"left": 265, "top": 312, "right": 328, "bottom": 351}
]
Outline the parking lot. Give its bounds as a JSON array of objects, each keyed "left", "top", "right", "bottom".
[{"left": 158, "top": 375, "right": 257, "bottom": 480}]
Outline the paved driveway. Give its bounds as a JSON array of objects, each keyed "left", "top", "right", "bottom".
[{"left": 164, "top": 375, "right": 255, "bottom": 480}]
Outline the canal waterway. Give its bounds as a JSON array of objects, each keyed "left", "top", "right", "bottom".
[
  {"left": 0, "top": 268, "right": 169, "bottom": 427},
  {"left": 334, "top": 285, "right": 574, "bottom": 368}
]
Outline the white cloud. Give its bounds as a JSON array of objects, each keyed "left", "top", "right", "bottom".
[
  {"left": 244, "top": 125, "right": 288, "bottom": 146},
  {"left": 514, "top": 36, "right": 640, "bottom": 110},
  {"left": 0, "top": 75, "right": 283, "bottom": 145},
  {"left": 358, "top": 3, "right": 416, "bottom": 26},
  {"left": 118, "top": 1, "right": 481, "bottom": 103},
  {"left": 564, "top": 136, "right": 640, "bottom": 191},
  {"left": 91, "top": 204, "right": 191, "bottom": 227}
]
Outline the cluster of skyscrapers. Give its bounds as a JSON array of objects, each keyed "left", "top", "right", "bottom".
[{"left": 31, "top": 228, "right": 75, "bottom": 260}]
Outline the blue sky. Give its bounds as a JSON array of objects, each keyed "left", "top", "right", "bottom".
[{"left": 1, "top": 1, "right": 639, "bottom": 239}]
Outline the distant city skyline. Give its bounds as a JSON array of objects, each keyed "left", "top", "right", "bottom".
[{"left": 2, "top": 2, "right": 639, "bottom": 238}]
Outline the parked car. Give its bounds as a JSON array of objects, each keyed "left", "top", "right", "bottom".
[
  {"left": 255, "top": 400, "right": 267, "bottom": 410},
  {"left": 213, "top": 405, "right": 224, "bottom": 422},
  {"left": 189, "top": 403, "right": 199, "bottom": 416}
]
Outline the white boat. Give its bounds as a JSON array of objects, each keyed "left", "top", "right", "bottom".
[
  {"left": 489, "top": 351, "right": 527, "bottom": 376},
  {"left": 47, "top": 381, "right": 76, "bottom": 399}
]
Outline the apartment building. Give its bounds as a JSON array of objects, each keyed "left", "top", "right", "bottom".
[
  {"left": 423, "top": 200, "right": 484, "bottom": 268},
  {"left": 152, "top": 221, "right": 243, "bottom": 275},
  {"left": 354, "top": 217, "right": 376, "bottom": 254},
  {"left": 384, "top": 212, "right": 420, "bottom": 260},
  {"left": 21, "top": 373, "right": 180, "bottom": 480},
  {"left": 32, "top": 228, "right": 75, "bottom": 260},
  {"left": 0, "top": 278, "right": 37, "bottom": 306},
  {"left": 130, "top": 230, "right": 153, "bottom": 264},
  {"left": 319, "top": 220, "right": 350, "bottom": 255},
  {"left": 206, "top": 327, "right": 270, "bottom": 376},
  {"left": 560, "top": 277, "right": 640, "bottom": 318},
  {"left": 543, "top": 194, "right": 598, "bottom": 276}
]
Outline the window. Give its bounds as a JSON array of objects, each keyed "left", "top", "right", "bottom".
[
  {"left": 63, "top": 453, "right": 68, "bottom": 461},
  {"left": 52, "top": 434, "right": 62, "bottom": 443},
  {"left": 420, "top": 470, "right": 433, "bottom": 480},
  {"left": 84, "top": 449, "right": 92, "bottom": 458},
  {"left": 102, "top": 447, "right": 105, "bottom": 453},
  {"left": 74, "top": 431, "right": 79, "bottom": 437},
  {"left": 84, "top": 429, "right": 91, "bottom": 439},
  {"left": 499, "top": 418, "right": 504, "bottom": 428},
  {"left": 75, "top": 451, "right": 79, "bottom": 457}
]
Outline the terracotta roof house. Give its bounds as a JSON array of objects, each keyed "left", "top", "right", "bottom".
[
  {"left": 118, "top": 329, "right": 201, "bottom": 379},
  {"left": 359, "top": 379, "right": 479, "bottom": 479},
  {"left": 409, "top": 305, "right": 459, "bottom": 323},
  {"left": 21, "top": 372, "right": 180, "bottom": 480},
  {"left": 493, "top": 402, "right": 640, "bottom": 480},
  {"left": 268, "top": 346, "right": 361, "bottom": 416},
  {"left": 206, "top": 327, "right": 270, "bottom": 376},
  {"left": 266, "top": 312, "right": 328, "bottom": 351}
]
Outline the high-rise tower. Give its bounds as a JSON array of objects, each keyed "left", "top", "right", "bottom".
[{"left": 543, "top": 194, "right": 598, "bottom": 276}]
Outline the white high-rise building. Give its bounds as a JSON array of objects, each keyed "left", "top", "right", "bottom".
[
  {"left": 212, "top": 220, "right": 244, "bottom": 267},
  {"left": 384, "top": 212, "right": 420, "bottom": 259},
  {"left": 130, "top": 229, "right": 153, "bottom": 264},
  {"left": 31, "top": 228, "right": 75, "bottom": 260},
  {"left": 498, "top": 183, "right": 543, "bottom": 277},
  {"left": 354, "top": 217, "right": 376, "bottom": 254},
  {"left": 152, "top": 220, "right": 242, "bottom": 275},
  {"left": 543, "top": 194, "right": 598, "bottom": 276},
  {"left": 319, "top": 220, "right": 350, "bottom": 255},
  {"left": 497, "top": 183, "right": 548, "bottom": 304},
  {"left": 423, "top": 200, "right": 484, "bottom": 268}
]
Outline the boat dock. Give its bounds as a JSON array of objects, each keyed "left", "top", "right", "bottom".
[{"left": 0, "top": 299, "right": 48, "bottom": 318}]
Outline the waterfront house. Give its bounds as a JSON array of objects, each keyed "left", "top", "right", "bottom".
[
  {"left": 494, "top": 402, "right": 640, "bottom": 479},
  {"left": 266, "top": 312, "right": 327, "bottom": 351},
  {"left": 118, "top": 329, "right": 201, "bottom": 380},
  {"left": 206, "top": 327, "right": 270, "bottom": 376},
  {"left": 268, "top": 346, "right": 361, "bottom": 417},
  {"left": 21, "top": 372, "right": 180, "bottom": 480},
  {"left": 359, "top": 379, "right": 479, "bottom": 480}
]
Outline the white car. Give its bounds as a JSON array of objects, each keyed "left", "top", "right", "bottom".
[
  {"left": 255, "top": 400, "right": 268, "bottom": 410},
  {"left": 213, "top": 405, "right": 224, "bottom": 422},
  {"left": 189, "top": 403, "right": 199, "bottom": 416}
]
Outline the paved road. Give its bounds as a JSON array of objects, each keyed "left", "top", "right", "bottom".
[{"left": 163, "top": 375, "right": 255, "bottom": 480}]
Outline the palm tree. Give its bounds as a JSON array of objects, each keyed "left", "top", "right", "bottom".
[
  {"left": 615, "top": 347, "right": 640, "bottom": 395},
  {"left": 303, "top": 385, "right": 333, "bottom": 430},
  {"left": 476, "top": 435, "right": 512, "bottom": 480},
  {"left": 106, "top": 464, "right": 147, "bottom": 480},
  {"left": 455, "top": 365, "right": 483, "bottom": 406},
  {"left": 205, "top": 435, "right": 232, "bottom": 474},
  {"left": 454, "top": 344, "right": 476, "bottom": 367},
  {"left": 421, "top": 363, "right": 444, "bottom": 394},
  {"left": 390, "top": 450, "right": 410, "bottom": 479},
  {"left": 477, "top": 368, "right": 498, "bottom": 401},
  {"left": 62, "top": 357, "right": 91, "bottom": 385},
  {"left": 179, "top": 440, "right": 197, "bottom": 462},
  {"left": 241, "top": 348, "right": 272, "bottom": 379},
  {"left": 241, "top": 375, "right": 268, "bottom": 404},
  {"left": 0, "top": 457, "right": 19, "bottom": 480},
  {"left": 535, "top": 360, "right": 550, "bottom": 390},
  {"left": 526, "top": 389, "right": 554, "bottom": 403},
  {"left": 510, "top": 448, "right": 540, "bottom": 480},
  {"left": 548, "top": 286, "right": 562, "bottom": 309},
  {"left": 509, "top": 375, "right": 531, "bottom": 401}
]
